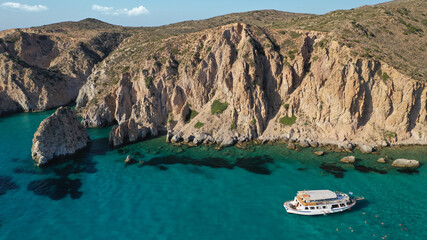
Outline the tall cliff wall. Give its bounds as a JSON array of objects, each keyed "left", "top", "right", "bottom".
[
  {"left": 77, "top": 23, "right": 426, "bottom": 147},
  {"left": 0, "top": 30, "right": 127, "bottom": 114}
]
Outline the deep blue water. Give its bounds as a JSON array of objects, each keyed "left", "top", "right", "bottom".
[{"left": 0, "top": 111, "right": 426, "bottom": 240}]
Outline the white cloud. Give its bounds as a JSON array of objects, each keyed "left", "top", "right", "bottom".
[
  {"left": 92, "top": 4, "right": 149, "bottom": 16},
  {"left": 92, "top": 4, "right": 113, "bottom": 13},
  {"left": 1, "top": 2, "right": 48, "bottom": 12}
]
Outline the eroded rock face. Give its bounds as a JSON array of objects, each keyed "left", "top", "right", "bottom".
[
  {"left": 0, "top": 30, "right": 127, "bottom": 115},
  {"left": 391, "top": 159, "right": 419, "bottom": 168},
  {"left": 31, "top": 107, "right": 90, "bottom": 166},
  {"left": 76, "top": 23, "right": 427, "bottom": 148}
]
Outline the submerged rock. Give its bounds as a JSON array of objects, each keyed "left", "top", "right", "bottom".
[
  {"left": 314, "top": 151, "right": 325, "bottom": 156},
  {"left": 31, "top": 107, "right": 90, "bottom": 166},
  {"left": 391, "top": 159, "right": 419, "bottom": 168},
  {"left": 309, "top": 140, "right": 319, "bottom": 148},
  {"left": 287, "top": 143, "right": 296, "bottom": 150},
  {"left": 340, "top": 156, "right": 356, "bottom": 163},
  {"left": 125, "top": 155, "right": 136, "bottom": 165},
  {"left": 298, "top": 140, "right": 309, "bottom": 148},
  {"left": 377, "top": 158, "right": 387, "bottom": 164}
]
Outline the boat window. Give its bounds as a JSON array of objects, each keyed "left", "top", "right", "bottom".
[
  {"left": 322, "top": 206, "right": 326, "bottom": 209},
  {"left": 305, "top": 207, "right": 308, "bottom": 210},
  {"left": 340, "top": 204, "right": 345, "bottom": 207},
  {"left": 310, "top": 207, "right": 315, "bottom": 210},
  {"left": 332, "top": 204, "right": 339, "bottom": 209}
]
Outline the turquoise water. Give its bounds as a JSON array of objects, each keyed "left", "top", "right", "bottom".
[{"left": 0, "top": 111, "right": 426, "bottom": 240}]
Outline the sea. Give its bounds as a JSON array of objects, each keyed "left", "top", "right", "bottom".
[{"left": 0, "top": 110, "right": 425, "bottom": 240}]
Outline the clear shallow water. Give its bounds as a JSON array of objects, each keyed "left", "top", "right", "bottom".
[{"left": 0, "top": 111, "right": 426, "bottom": 240}]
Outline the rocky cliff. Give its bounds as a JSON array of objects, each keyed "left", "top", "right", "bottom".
[
  {"left": 31, "top": 107, "right": 90, "bottom": 166},
  {"left": 1, "top": 0, "right": 426, "bottom": 149},
  {"left": 0, "top": 25, "right": 128, "bottom": 115},
  {"left": 77, "top": 23, "right": 426, "bottom": 148}
]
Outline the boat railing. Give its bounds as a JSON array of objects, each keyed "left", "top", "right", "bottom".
[{"left": 297, "top": 196, "right": 349, "bottom": 206}]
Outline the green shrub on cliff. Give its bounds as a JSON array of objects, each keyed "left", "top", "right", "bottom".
[
  {"left": 185, "top": 108, "right": 198, "bottom": 123},
  {"left": 194, "top": 121, "right": 204, "bottom": 129},
  {"left": 211, "top": 100, "right": 228, "bottom": 114},
  {"left": 288, "top": 49, "right": 298, "bottom": 61},
  {"left": 121, "top": 66, "right": 130, "bottom": 73},
  {"left": 279, "top": 115, "right": 297, "bottom": 126},
  {"left": 382, "top": 72, "right": 390, "bottom": 81},
  {"left": 144, "top": 76, "right": 153, "bottom": 87}
]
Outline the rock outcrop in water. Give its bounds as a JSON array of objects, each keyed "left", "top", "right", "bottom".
[
  {"left": 391, "top": 159, "right": 419, "bottom": 168},
  {"left": 340, "top": 156, "right": 356, "bottom": 163},
  {"left": 31, "top": 107, "right": 90, "bottom": 166}
]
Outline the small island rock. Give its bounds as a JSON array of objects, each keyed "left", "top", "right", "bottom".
[
  {"left": 377, "top": 158, "right": 387, "bottom": 164},
  {"left": 340, "top": 156, "right": 356, "bottom": 163},
  {"left": 391, "top": 159, "right": 419, "bottom": 168},
  {"left": 31, "top": 107, "right": 90, "bottom": 166},
  {"left": 314, "top": 151, "right": 325, "bottom": 156}
]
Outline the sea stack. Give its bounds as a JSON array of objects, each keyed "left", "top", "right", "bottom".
[{"left": 31, "top": 107, "right": 90, "bottom": 166}]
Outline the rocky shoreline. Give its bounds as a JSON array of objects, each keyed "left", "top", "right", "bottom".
[
  {"left": 164, "top": 129, "right": 423, "bottom": 152},
  {"left": 165, "top": 130, "right": 421, "bottom": 168}
]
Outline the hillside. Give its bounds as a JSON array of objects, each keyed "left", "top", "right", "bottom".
[
  {"left": 0, "top": 0, "right": 426, "bottom": 148},
  {"left": 275, "top": 0, "right": 427, "bottom": 80}
]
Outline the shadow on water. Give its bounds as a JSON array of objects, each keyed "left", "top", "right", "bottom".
[
  {"left": 350, "top": 199, "right": 370, "bottom": 213},
  {"left": 139, "top": 155, "right": 274, "bottom": 175},
  {"left": 27, "top": 177, "right": 83, "bottom": 200},
  {"left": 397, "top": 168, "right": 419, "bottom": 174},
  {"left": 354, "top": 165, "right": 387, "bottom": 174},
  {"left": 21, "top": 137, "right": 110, "bottom": 200},
  {"left": 320, "top": 163, "right": 346, "bottom": 178},
  {"left": 0, "top": 176, "right": 19, "bottom": 195}
]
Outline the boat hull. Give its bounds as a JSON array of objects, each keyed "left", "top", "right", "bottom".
[{"left": 283, "top": 200, "right": 356, "bottom": 216}]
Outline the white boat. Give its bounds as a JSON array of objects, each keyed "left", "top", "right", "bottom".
[{"left": 283, "top": 190, "right": 357, "bottom": 216}]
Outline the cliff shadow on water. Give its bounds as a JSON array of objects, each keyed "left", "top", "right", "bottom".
[
  {"left": 112, "top": 136, "right": 425, "bottom": 181},
  {"left": 14, "top": 137, "right": 111, "bottom": 200}
]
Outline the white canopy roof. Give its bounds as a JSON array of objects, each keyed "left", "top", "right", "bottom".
[{"left": 299, "top": 190, "right": 337, "bottom": 201}]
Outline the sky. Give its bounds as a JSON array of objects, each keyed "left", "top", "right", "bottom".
[{"left": 0, "top": 0, "right": 389, "bottom": 30}]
